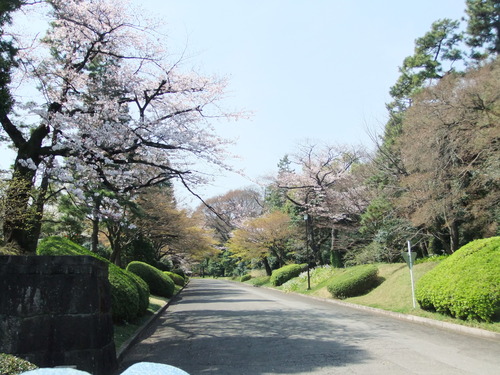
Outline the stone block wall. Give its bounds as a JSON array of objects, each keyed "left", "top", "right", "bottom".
[{"left": 0, "top": 255, "right": 117, "bottom": 375}]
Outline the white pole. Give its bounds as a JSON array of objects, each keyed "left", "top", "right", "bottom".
[{"left": 408, "top": 240, "right": 416, "bottom": 308}]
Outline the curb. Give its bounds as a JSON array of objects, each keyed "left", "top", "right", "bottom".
[
  {"left": 256, "top": 284, "right": 500, "bottom": 341},
  {"left": 116, "top": 284, "right": 188, "bottom": 363},
  {"left": 304, "top": 293, "right": 500, "bottom": 340}
]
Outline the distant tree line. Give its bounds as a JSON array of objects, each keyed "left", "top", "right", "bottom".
[{"left": 196, "top": 0, "right": 499, "bottom": 276}]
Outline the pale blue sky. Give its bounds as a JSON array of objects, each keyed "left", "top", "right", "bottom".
[
  {"left": 153, "top": 0, "right": 467, "bottom": 206},
  {"left": 1, "top": 1, "right": 468, "bottom": 207}
]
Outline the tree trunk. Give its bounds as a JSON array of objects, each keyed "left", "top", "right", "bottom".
[
  {"left": 262, "top": 256, "right": 272, "bottom": 276},
  {"left": 449, "top": 220, "right": 460, "bottom": 253},
  {"left": 91, "top": 196, "right": 102, "bottom": 253},
  {"left": 107, "top": 224, "right": 123, "bottom": 267},
  {"left": 1, "top": 116, "right": 50, "bottom": 254},
  {"left": 307, "top": 216, "right": 321, "bottom": 265},
  {"left": 91, "top": 218, "right": 99, "bottom": 253},
  {"left": 330, "top": 227, "right": 342, "bottom": 267},
  {"left": 27, "top": 167, "right": 51, "bottom": 254},
  {"left": 438, "top": 232, "right": 452, "bottom": 255},
  {"left": 3, "top": 165, "right": 39, "bottom": 254}
]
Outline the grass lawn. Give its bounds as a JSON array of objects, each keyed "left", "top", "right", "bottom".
[{"left": 244, "top": 263, "right": 500, "bottom": 334}]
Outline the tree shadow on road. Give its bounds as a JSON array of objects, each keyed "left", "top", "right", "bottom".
[{"left": 121, "top": 287, "right": 374, "bottom": 375}]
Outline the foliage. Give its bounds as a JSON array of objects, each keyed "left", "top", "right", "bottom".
[
  {"left": 172, "top": 268, "right": 186, "bottom": 279},
  {"left": 164, "top": 271, "right": 185, "bottom": 286},
  {"left": 416, "top": 237, "right": 500, "bottom": 322},
  {"left": 127, "top": 272, "right": 151, "bottom": 316},
  {"left": 134, "top": 186, "right": 218, "bottom": 265},
  {"left": 0, "top": 0, "right": 22, "bottom": 115},
  {"left": 248, "top": 276, "right": 271, "bottom": 286},
  {"left": 1, "top": 0, "right": 239, "bottom": 253},
  {"left": 281, "top": 265, "right": 338, "bottom": 292},
  {"left": 0, "top": 353, "right": 37, "bottom": 375},
  {"left": 327, "top": 264, "right": 379, "bottom": 299},
  {"left": 274, "top": 143, "right": 368, "bottom": 266},
  {"left": 126, "top": 261, "right": 175, "bottom": 298},
  {"left": 37, "top": 236, "right": 149, "bottom": 322},
  {"left": 228, "top": 210, "right": 297, "bottom": 270},
  {"left": 465, "top": 0, "right": 500, "bottom": 57},
  {"left": 197, "top": 188, "right": 263, "bottom": 244},
  {"left": 41, "top": 193, "right": 88, "bottom": 244},
  {"left": 270, "top": 264, "right": 305, "bottom": 286},
  {"left": 414, "top": 254, "right": 449, "bottom": 264},
  {"left": 388, "top": 18, "right": 463, "bottom": 114},
  {"left": 240, "top": 274, "right": 252, "bottom": 282},
  {"left": 363, "top": 3, "right": 499, "bottom": 261},
  {"left": 396, "top": 60, "right": 500, "bottom": 252}
]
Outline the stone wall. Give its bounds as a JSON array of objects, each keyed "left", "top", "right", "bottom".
[{"left": 0, "top": 255, "right": 117, "bottom": 375}]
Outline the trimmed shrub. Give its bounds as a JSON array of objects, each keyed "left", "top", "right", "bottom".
[
  {"left": 128, "top": 272, "right": 150, "bottom": 315},
  {"left": 172, "top": 268, "right": 186, "bottom": 278},
  {"left": 164, "top": 271, "right": 185, "bottom": 286},
  {"left": 127, "top": 261, "right": 175, "bottom": 298},
  {"left": 416, "top": 237, "right": 500, "bottom": 322},
  {"left": 327, "top": 264, "right": 379, "bottom": 299},
  {"left": 37, "top": 236, "right": 149, "bottom": 323},
  {"left": 0, "top": 354, "right": 37, "bottom": 375},
  {"left": 240, "top": 274, "right": 252, "bottom": 282},
  {"left": 249, "top": 276, "right": 271, "bottom": 286},
  {"left": 270, "top": 264, "right": 305, "bottom": 286}
]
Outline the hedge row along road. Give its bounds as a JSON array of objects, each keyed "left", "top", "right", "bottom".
[{"left": 120, "top": 279, "right": 500, "bottom": 375}]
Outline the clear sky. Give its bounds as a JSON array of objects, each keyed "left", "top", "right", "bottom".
[{"left": 0, "top": 0, "right": 468, "bottom": 207}]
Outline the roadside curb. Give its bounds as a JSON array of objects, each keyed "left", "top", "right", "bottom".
[
  {"left": 307, "top": 294, "right": 500, "bottom": 340},
  {"left": 116, "top": 283, "right": 188, "bottom": 363},
  {"left": 257, "top": 284, "right": 500, "bottom": 341}
]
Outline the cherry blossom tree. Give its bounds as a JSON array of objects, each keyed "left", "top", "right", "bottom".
[
  {"left": 275, "top": 142, "right": 368, "bottom": 265},
  {"left": 1, "top": 0, "right": 239, "bottom": 253},
  {"left": 197, "top": 188, "right": 263, "bottom": 244}
]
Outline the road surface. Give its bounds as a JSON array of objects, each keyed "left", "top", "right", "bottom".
[{"left": 120, "top": 279, "right": 500, "bottom": 375}]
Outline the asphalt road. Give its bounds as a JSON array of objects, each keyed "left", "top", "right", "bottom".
[{"left": 120, "top": 279, "right": 500, "bottom": 375}]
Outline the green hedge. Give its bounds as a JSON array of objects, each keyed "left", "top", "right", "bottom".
[
  {"left": 172, "top": 268, "right": 186, "bottom": 279},
  {"left": 270, "top": 264, "right": 305, "bottom": 286},
  {"left": 0, "top": 354, "right": 37, "bottom": 375},
  {"left": 240, "top": 274, "right": 252, "bottom": 282},
  {"left": 37, "top": 236, "right": 150, "bottom": 323},
  {"left": 164, "top": 271, "right": 185, "bottom": 286},
  {"left": 128, "top": 272, "right": 150, "bottom": 315},
  {"left": 416, "top": 237, "right": 500, "bottom": 322},
  {"left": 127, "top": 261, "right": 175, "bottom": 298},
  {"left": 327, "top": 264, "right": 379, "bottom": 299}
]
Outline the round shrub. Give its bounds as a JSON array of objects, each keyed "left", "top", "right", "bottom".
[
  {"left": 0, "top": 354, "right": 37, "bottom": 375},
  {"left": 127, "top": 261, "right": 175, "bottom": 298},
  {"left": 172, "top": 268, "right": 186, "bottom": 278},
  {"left": 416, "top": 237, "right": 500, "bottom": 322},
  {"left": 108, "top": 267, "right": 140, "bottom": 322},
  {"left": 164, "top": 271, "right": 185, "bottom": 286},
  {"left": 240, "top": 274, "right": 252, "bottom": 282},
  {"left": 37, "top": 236, "right": 149, "bottom": 323},
  {"left": 270, "top": 264, "right": 305, "bottom": 286},
  {"left": 327, "top": 264, "right": 379, "bottom": 299},
  {"left": 128, "top": 272, "right": 150, "bottom": 316}
]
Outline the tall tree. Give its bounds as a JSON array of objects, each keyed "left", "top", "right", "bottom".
[
  {"left": 1, "top": 0, "right": 238, "bottom": 253},
  {"left": 197, "top": 188, "right": 263, "bottom": 244},
  {"left": 227, "top": 211, "right": 297, "bottom": 275},
  {"left": 134, "top": 186, "right": 218, "bottom": 266},
  {"left": 0, "top": 0, "right": 22, "bottom": 116},
  {"left": 396, "top": 59, "right": 499, "bottom": 253},
  {"left": 465, "top": 0, "right": 500, "bottom": 57},
  {"left": 276, "top": 142, "right": 366, "bottom": 265}
]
